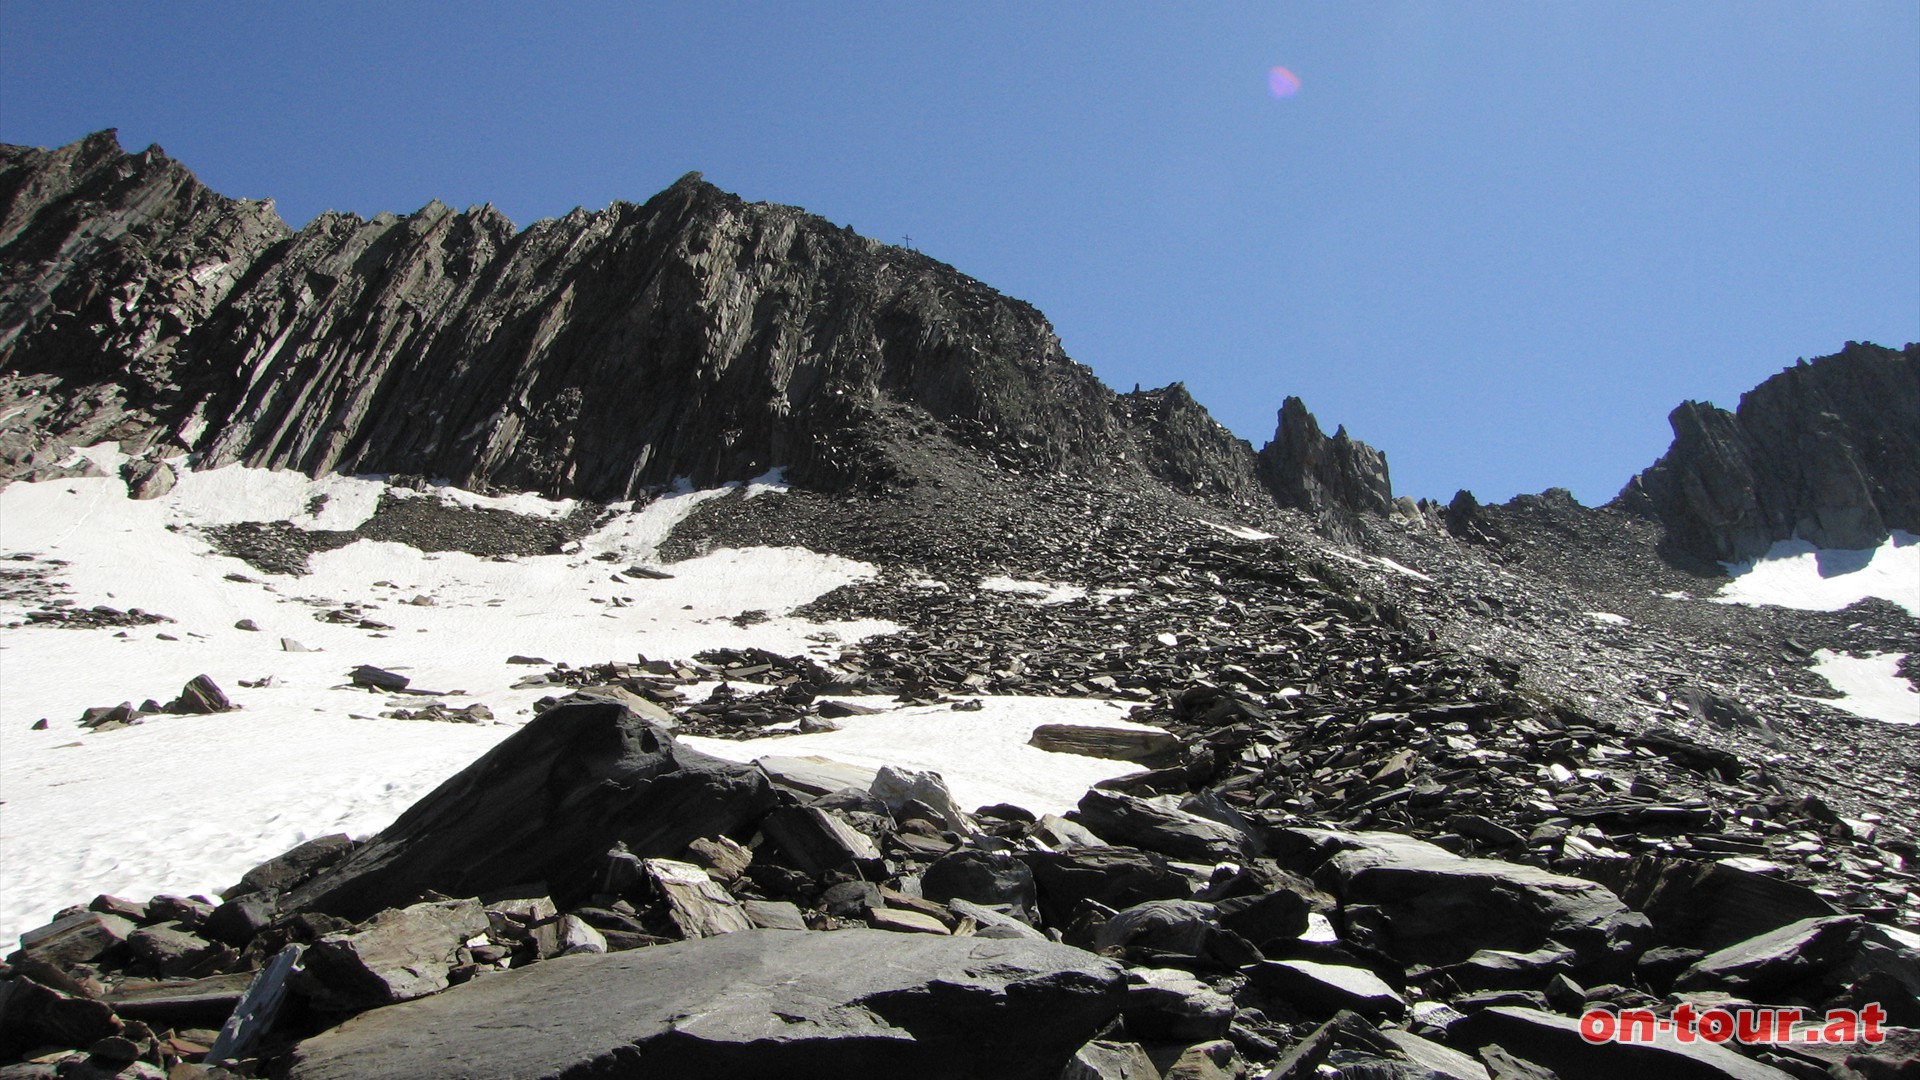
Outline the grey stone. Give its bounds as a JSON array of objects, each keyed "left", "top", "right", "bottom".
[
  {"left": 741, "top": 899, "right": 808, "bottom": 931},
  {"left": 920, "top": 849, "right": 1038, "bottom": 923},
  {"left": 1673, "top": 915, "right": 1863, "bottom": 997},
  {"left": 104, "top": 971, "right": 255, "bottom": 1027},
  {"left": 298, "top": 898, "right": 489, "bottom": 1011},
  {"left": 1575, "top": 856, "right": 1842, "bottom": 952},
  {"left": 203, "top": 893, "right": 277, "bottom": 947},
  {"left": 1245, "top": 958, "right": 1407, "bottom": 1020},
  {"left": 165, "top": 674, "right": 232, "bottom": 713},
  {"left": 1284, "top": 828, "right": 1649, "bottom": 978},
  {"left": 206, "top": 943, "right": 305, "bottom": 1067},
  {"left": 643, "top": 858, "right": 754, "bottom": 938},
  {"left": 1028, "top": 723, "right": 1180, "bottom": 763},
  {"left": 1022, "top": 846, "right": 1191, "bottom": 929},
  {"left": 870, "top": 765, "right": 975, "bottom": 835},
  {"left": 755, "top": 754, "right": 881, "bottom": 798},
  {"left": 1121, "top": 966, "right": 1235, "bottom": 1041},
  {"left": 760, "top": 804, "right": 882, "bottom": 878},
  {"left": 127, "top": 922, "right": 220, "bottom": 976},
  {"left": 348, "top": 664, "right": 409, "bottom": 691},
  {"left": 1093, "top": 900, "right": 1256, "bottom": 969},
  {"left": 225, "top": 833, "right": 355, "bottom": 899},
  {"left": 1060, "top": 1040, "right": 1161, "bottom": 1080},
  {"left": 683, "top": 834, "right": 753, "bottom": 883},
  {"left": 556, "top": 914, "right": 607, "bottom": 956},
  {"left": 1377, "top": 1028, "right": 1492, "bottom": 1080},
  {"left": 1074, "top": 789, "right": 1252, "bottom": 863},
  {"left": 121, "top": 458, "right": 176, "bottom": 500},
  {"left": 947, "top": 898, "right": 1046, "bottom": 940},
  {"left": 11, "top": 911, "right": 136, "bottom": 968},
  {"left": 281, "top": 929, "right": 1126, "bottom": 1080},
  {"left": 0, "top": 978, "right": 121, "bottom": 1059},
  {"left": 560, "top": 683, "right": 678, "bottom": 726}
]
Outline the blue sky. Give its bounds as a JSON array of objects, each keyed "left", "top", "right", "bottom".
[{"left": 3, "top": 2, "right": 1915, "bottom": 503}]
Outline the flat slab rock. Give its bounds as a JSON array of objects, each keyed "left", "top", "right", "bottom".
[{"left": 282, "top": 929, "right": 1126, "bottom": 1080}]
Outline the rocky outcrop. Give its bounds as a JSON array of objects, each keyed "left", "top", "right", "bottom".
[
  {"left": 1256, "top": 396, "right": 1394, "bottom": 517},
  {"left": 280, "top": 700, "right": 775, "bottom": 921},
  {"left": 0, "top": 131, "right": 291, "bottom": 481},
  {"left": 0, "top": 131, "right": 1277, "bottom": 502},
  {"left": 1114, "top": 382, "right": 1265, "bottom": 502},
  {"left": 1617, "top": 342, "right": 1920, "bottom": 562}
]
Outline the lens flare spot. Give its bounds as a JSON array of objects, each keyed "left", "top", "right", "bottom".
[{"left": 1268, "top": 66, "right": 1301, "bottom": 99}]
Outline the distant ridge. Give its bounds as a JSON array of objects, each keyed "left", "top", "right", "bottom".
[{"left": 0, "top": 130, "right": 1396, "bottom": 518}]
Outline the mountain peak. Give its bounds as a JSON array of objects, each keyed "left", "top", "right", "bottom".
[{"left": 1618, "top": 341, "right": 1919, "bottom": 561}]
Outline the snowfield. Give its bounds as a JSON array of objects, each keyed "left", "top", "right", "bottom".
[
  {"left": 1807, "top": 650, "right": 1919, "bottom": 726},
  {"left": 685, "top": 696, "right": 1156, "bottom": 816},
  {"left": 1714, "top": 530, "right": 1920, "bottom": 618},
  {"left": 0, "top": 454, "right": 1152, "bottom": 946}
]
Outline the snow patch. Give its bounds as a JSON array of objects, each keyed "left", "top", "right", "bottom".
[
  {"left": 0, "top": 462, "right": 895, "bottom": 946},
  {"left": 60, "top": 442, "right": 131, "bottom": 474},
  {"left": 1715, "top": 532, "right": 1919, "bottom": 618},
  {"left": 744, "top": 467, "right": 790, "bottom": 499},
  {"left": 1200, "top": 520, "right": 1277, "bottom": 541},
  {"left": 1808, "top": 650, "right": 1918, "bottom": 726},
  {"left": 981, "top": 575, "right": 1088, "bottom": 605},
  {"left": 1374, "top": 556, "right": 1433, "bottom": 582},
  {"left": 1, "top": 713, "right": 514, "bottom": 955},
  {"left": 432, "top": 485, "right": 577, "bottom": 520},
  {"left": 683, "top": 696, "right": 1161, "bottom": 816},
  {"left": 1586, "top": 612, "right": 1630, "bottom": 626}
]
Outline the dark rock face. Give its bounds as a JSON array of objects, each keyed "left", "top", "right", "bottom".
[
  {"left": 0, "top": 131, "right": 293, "bottom": 481},
  {"left": 280, "top": 929, "right": 1127, "bottom": 1080},
  {"left": 1114, "top": 382, "right": 1265, "bottom": 502},
  {"left": 0, "top": 131, "right": 1270, "bottom": 502},
  {"left": 280, "top": 701, "right": 774, "bottom": 921},
  {"left": 1256, "top": 396, "right": 1394, "bottom": 517},
  {"left": 1618, "top": 342, "right": 1920, "bottom": 562}
]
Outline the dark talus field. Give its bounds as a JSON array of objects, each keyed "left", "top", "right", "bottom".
[{"left": 1, "top": 131, "right": 1915, "bottom": 1079}]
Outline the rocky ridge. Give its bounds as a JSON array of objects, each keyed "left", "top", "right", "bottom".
[
  {"left": 0, "top": 131, "right": 1383, "bottom": 516},
  {"left": 1617, "top": 342, "right": 1920, "bottom": 563}
]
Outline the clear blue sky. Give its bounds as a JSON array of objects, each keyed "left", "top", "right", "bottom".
[{"left": 3, "top": 2, "right": 1915, "bottom": 503}]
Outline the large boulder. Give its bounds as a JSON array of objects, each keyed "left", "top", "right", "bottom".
[
  {"left": 1673, "top": 915, "right": 1864, "bottom": 998},
  {"left": 1279, "top": 829, "right": 1649, "bottom": 977},
  {"left": 281, "top": 702, "right": 775, "bottom": 920},
  {"left": 281, "top": 929, "right": 1126, "bottom": 1080},
  {"left": 298, "top": 899, "right": 490, "bottom": 1011},
  {"left": 1575, "top": 856, "right": 1841, "bottom": 951},
  {"left": 1073, "top": 790, "right": 1252, "bottom": 864}
]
